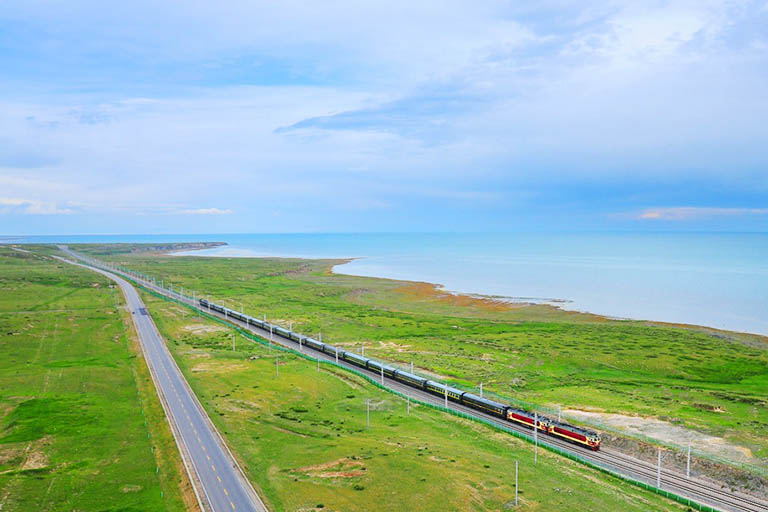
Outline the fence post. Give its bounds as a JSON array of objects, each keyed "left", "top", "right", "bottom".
[
  {"left": 657, "top": 447, "right": 662, "bottom": 488},
  {"left": 534, "top": 412, "right": 538, "bottom": 464},
  {"left": 515, "top": 460, "right": 519, "bottom": 506}
]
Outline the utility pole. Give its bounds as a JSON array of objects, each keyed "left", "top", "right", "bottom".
[
  {"left": 361, "top": 344, "right": 365, "bottom": 357},
  {"left": 335, "top": 347, "right": 338, "bottom": 364},
  {"left": 275, "top": 354, "right": 279, "bottom": 378},
  {"left": 515, "top": 460, "right": 519, "bottom": 506},
  {"left": 534, "top": 412, "right": 538, "bottom": 465},
  {"left": 317, "top": 358, "right": 320, "bottom": 372},
  {"left": 480, "top": 382, "right": 483, "bottom": 398},
  {"left": 231, "top": 333, "right": 235, "bottom": 352},
  {"left": 407, "top": 393, "right": 410, "bottom": 415},
  {"left": 410, "top": 361, "right": 414, "bottom": 373},
  {"left": 380, "top": 366, "right": 384, "bottom": 385},
  {"left": 558, "top": 405, "right": 561, "bottom": 422},
  {"left": 657, "top": 448, "right": 662, "bottom": 488},
  {"left": 444, "top": 387, "right": 448, "bottom": 408},
  {"left": 686, "top": 444, "right": 691, "bottom": 479},
  {"left": 366, "top": 399, "right": 370, "bottom": 430},
  {"left": 289, "top": 321, "right": 292, "bottom": 334}
]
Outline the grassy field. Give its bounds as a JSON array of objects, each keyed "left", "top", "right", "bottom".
[
  {"left": 141, "top": 288, "right": 688, "bottom": 511},
  {"left": 0, "top": 247, "right": 189, "bottom": 512},
  {"left": 73, "top": 245, "right": 768, "bottom": 467}
]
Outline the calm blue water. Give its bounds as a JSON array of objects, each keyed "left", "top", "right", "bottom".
[{"left": 6, "top": 233, "right": 768, "bottom": 335}]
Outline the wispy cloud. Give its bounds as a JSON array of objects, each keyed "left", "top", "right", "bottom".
[
  {"left": 175, "top": 208, "right": 233, "bottom": 215},
  {"left": 637, "top": 207, "right": 768, "bottom": 220},
  {"left": 1, "top": 1, "right": 767, "bottom": 232},
  {"left": 0, "top": 197, "right": 72, "bottom": 215}
]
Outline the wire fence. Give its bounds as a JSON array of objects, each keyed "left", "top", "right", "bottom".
[
  {"left": 72, "top": 246, "right": 763, "bottom": 487},
  {"left": 139, "top": 283, "right": 725, "bottom": 512}
]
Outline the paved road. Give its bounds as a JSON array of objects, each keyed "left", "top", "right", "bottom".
[
  {"left": 59, "top": 247, "right": 768, "bottom": 512},
  {"left": 56, "top": 250, "right": 267, "bottom": 512}
]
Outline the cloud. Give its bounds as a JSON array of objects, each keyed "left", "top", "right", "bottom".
[
  {"left": 637, "top": 207, "right": 768, "bottom": 220},
  {"left": 0, "top": 197, "right": 72, "bottom": 215},
  {"left": 176, "top": 208, "right": 234, "bottom": 215},
  {"left": 1, "top": 1, "right": 767, "bottom": 233}
]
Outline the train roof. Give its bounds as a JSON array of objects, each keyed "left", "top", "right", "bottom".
[
  {"left": 461, "top": 392, "right": 507, "bottom": 410},
  {"left": 425, "top": 380, "right": 465, "bottom": 397},
  {"left": 344, "top": 352, "right": 368, "bottom": 364},
  {"left": 392, "top": 369, "right": 426, "bottom": 382},
  {"left": 552, "top": 421, "right": 599, "bottom": 437}
]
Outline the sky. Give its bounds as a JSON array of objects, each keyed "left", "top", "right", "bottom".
[{"left": 1, "top": 0, "right": 767, "bottom": 234}]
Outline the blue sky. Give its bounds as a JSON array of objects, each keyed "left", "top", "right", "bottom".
[{"left": 1, "top": 0, "right": 767, "bottom": 234}]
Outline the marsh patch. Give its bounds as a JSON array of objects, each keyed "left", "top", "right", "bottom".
[
  {"left": 1, "top": 397, "right": 97, "bottom": 444},
  {"left": 182, "top": 323, "right": 227, "bottom": 335},
  {"left": 292, "top": 457, "right": 365, "bottom": 479}
]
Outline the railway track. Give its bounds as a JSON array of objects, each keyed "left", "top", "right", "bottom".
[
  {"left": 177, "top": 291, "right": 767, "bottom": 512},
  {"left": 61, "top": 252, "right": 768, "bottom": 512}
]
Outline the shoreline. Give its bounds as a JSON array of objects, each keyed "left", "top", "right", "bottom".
[{"left": 169, "top": 244, "right": 768, "bottom": 340}]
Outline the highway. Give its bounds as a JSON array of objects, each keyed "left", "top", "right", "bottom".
[
  {"left": 60, "top": 248, "right": 768, "bottom": 512},
  {"left": 56, "top": 249, "right": 267, "bottom": 512}
]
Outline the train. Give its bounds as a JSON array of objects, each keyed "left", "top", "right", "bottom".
[{"left": 199, "top": 298, "right": 601, "bottom": 451}]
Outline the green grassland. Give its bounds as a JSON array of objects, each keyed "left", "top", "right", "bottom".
[
  {"left": 141, "top": 289, "right": 688, "bottom": 511},
  {"left": 0, "top": 248, "right": 189, "bottom": 512},
  {"left": 75, "top": 246, "right": 768, "bottom": 466}
]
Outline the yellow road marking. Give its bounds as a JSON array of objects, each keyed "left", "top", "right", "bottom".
[
  {"left": 224, "top": 488, "right": 229, "bottom": 496},
  {"left": 217, "top": 475, "right": 222, "bottom": 483},
  {"left": 231, "top": 502, "right": 236, "bottom": 510},
  {"left": 211, "top": 464, "right": 216, "bottom": 471}
]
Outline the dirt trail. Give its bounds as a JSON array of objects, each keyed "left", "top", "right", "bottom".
[{"left": 564, "top": 409, "right": 754, "bottom": 462}]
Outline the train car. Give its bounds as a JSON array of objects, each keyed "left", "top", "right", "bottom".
[
  {"left": 273, "top": 326, "right": 290, "bottom": 337},
  {"left": 229, "top": 311, "right": 247, "bottom": 322},
  {"left": 506, "top": 408, "right": 549, "bottom": 432},
  {"left": 342, "top": 351, "right": 369, "bottom": 369},
  {"left": 288, "top": 331, "right": 302, "bottom": 343},
  {"left": 322, "top": 343, "right": 340, "bottom": 357},
  {"left": 460, "top": 393, "right": 507, "bottom": 419},
  {"left": 303, "top": 337, "right": 324, "bottom": 351},
  {"left": 366, "top": 359, "right": 397, "bottom": 378},
  {"left": 424, "top": 381, "right": 464, "bottom": 403},
  {"left": 547, "top": 421, "right": 601, "bottom": 450},
  {"left": 248, "top": 317, "right": 265, "bottom": 329},
  {"left": 392, "top": 369, "right": 427, "bottom": 390}
]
